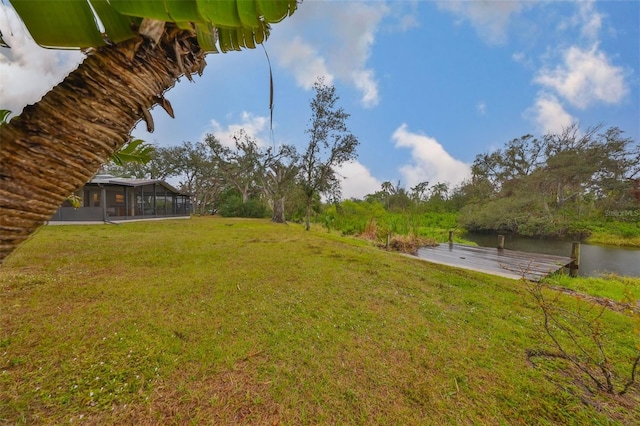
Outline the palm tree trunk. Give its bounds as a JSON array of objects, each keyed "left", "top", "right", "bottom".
[{"left": 0, "top": 25, "right": 206, "bottom": 264}]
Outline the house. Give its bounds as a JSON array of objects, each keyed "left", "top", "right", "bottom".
[{"left": 49, "top": 174, "right": 191, "bottom": 223}]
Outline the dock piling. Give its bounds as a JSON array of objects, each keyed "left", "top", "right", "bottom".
[
  {"left": 569, "top": 242, "right": 581, "bottom": 277},
  {"left": 497, "top": 234, "right": 505, "bottom": 250}
]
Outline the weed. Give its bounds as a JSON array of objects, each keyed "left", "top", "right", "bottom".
[{"left": 525, "top": 278, "right": 639, "bottom": 421}]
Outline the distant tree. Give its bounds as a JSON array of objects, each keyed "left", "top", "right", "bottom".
[
  {"left": 470, "top": 134, "right": 544, "bottom": 194},
  {"left": 381, "top": 181, "right": 394, "bottom": 209},
  {"left": 173, "top": 141, "right": 224, "bottom": 215},
  {"left": 206, "top": 130, "right": 263, "bottom": 204},
  {"left": 410, "top": 181, "right": 429, "bottom": 205},
  {"left": 389, "top": 183, "right": 411, "bottom": 212},
  {"left": 429, "top": 182, "right": 449, "bottom": 201},
  {"left": 204, "top": 130, "right": 300, "bottom": 222},
  {"left": 299, "top": 78, "right": 359, "bottom": 230},
  {"left": 536, "top": 124, "right": 638, "bottom": 211},
  {"left": 148, "top": 146, "right": 193, "bottom": 181},
  {"left": 259, "top": 144, "right": 299, "bottom": 223},
  {"left": 363, "top": 191, "right": 385, "bottom": 205},
  {"left": 541, "top": 124, "right": 601, "bottom": 208},
  {"left": 461, "top": 123, "right": 639, "bottom": 236},
  {"left": 102, "top": 145, "right": 184, "bottom": 181}
]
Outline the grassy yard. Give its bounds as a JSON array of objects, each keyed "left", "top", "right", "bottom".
[{"left": 1, "top": 217, "right": 638, "bottom": 424}]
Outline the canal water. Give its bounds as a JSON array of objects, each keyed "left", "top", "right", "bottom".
[{"left": 461, "top": 233, "right": 640, "bottom": 278}]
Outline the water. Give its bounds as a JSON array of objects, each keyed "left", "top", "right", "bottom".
[{"left": 462, "top": 233, "right": 640, "bottom": 278}]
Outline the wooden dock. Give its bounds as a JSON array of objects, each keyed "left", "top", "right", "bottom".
[{"left": 416, "top": 243, "right": 574, "bottom": 281}]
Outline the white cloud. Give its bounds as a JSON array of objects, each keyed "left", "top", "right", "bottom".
[
  {"left": 512, "top": 51, "right": 526, "bottom": 63},
  {"left": 525, "top": 93, "right": 575, "bottom": 135},
  {"left": 535, "top": 45, "right": 628, "bottom": 109},
  {"left": 577, "top": 0, "right": 603, "bottom": 40},
  {"left": 271, "top": 36, "right": 333, "bottom": 90},
  {"left": 558, "top": 0, "right": 603, "bottom": 40},
  {"left": 385, "top": 0, "right": 420, "bottom": 33},
  {"left": 477, "top": 101, "right": 487, "bottom": 115},
  {"left": 270, "top": 1, "right": 387, "bottom": 108},
  {"left": 335, "top": 161, "right": 381, "bottom": 200},
  {"left": 396, "top": 14, "right": 419, "bottom": 32},
  {"left": 352, "top": 69, "right": 378, "bottom": 109},
  {"left": 512, "top": 51, "right": 534, "bottom": 69},
  {"left": 437, "top": 0, "right": 527, "bottom": 45},
  {"left": 0, "top": 5, "right": 83, "bottom": 116},
  {"left": 523, "top": 2, "right": 623, "bottom": 136},
  {"left": 205, "top": 111, "right": 270, "bottom": 148},
  {"left": 392, "top": 124, "right": 470, "bottom": 189}
]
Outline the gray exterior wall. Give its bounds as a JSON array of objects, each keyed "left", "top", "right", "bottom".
[{"left": 51, "top": 207, "right": 103, "bottom": 221}]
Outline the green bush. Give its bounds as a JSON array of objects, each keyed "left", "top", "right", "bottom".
[{"left": 218, "top": 195, "right": 270, "bottom": 218}]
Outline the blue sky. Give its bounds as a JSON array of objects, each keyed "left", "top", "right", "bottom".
[{"left": 1, "top": 1, "right": 638, "bottom": 199}]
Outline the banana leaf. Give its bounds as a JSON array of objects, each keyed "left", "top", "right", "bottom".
[{"left": 6, "top": 0, "right": 298, "bottom": 52}]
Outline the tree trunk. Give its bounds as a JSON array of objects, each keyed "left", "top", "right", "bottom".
[
  {"left": 0, "top": 25, "right": 206, "bottom": 264},
  {"left": 272, "top": 196, "right": 286, "bottom": 223},
  {"left": 305, "top": 201, "right": 311, "bottom": 231}
]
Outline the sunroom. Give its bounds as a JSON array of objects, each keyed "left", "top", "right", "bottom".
[{"left": 50, "top": 174, "right": 191, "bottom": 223}]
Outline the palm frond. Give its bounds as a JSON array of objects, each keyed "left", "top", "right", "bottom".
[
  {"left": 111, "top": 138, "right": 155, "bottom": 166},
  {"left": 0, "top": 110, "right": 11, "bottom": 124}
]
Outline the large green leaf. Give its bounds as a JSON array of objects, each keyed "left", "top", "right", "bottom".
[
  {"left": 6, "top": 0, "right": 298, "bottom": 52},
  {"left": 109, "top": 0, "right": 202, "bottom": 23},
  {"left": 195, "top": 22, "right": 218, "bottom": 53},
  {"left": 108, "top": 0, "right": 173, "bottom": 22},
  {"left": 11, "top": 0, "right": 105, "bottom": 48},
  {"left": 89, "top": 0, "right": 140, "bottom": 44},
  {"left": 236, "top": 0, "right": 261, "bottom": 28},
  {"left": 197, "top": 0, "right": 242, "bottom": 28},
  {"left": 257, "top": 0, "right": 297, "bottom": 23}
]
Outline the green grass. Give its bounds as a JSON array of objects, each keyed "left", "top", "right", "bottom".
[
  {"left": 1, "top": 217, "right": 638, "bottom": 424},
  {"left": 577, "top": 219, "right": 640, "bottom": 248},
  {"left": 545, "top": 273, "right": 640, "bottom": 303},
  {"left": 586, "top": 231, "right": 640, "bottom": 248}
]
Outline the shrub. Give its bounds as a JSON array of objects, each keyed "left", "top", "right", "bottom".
[{"left": 218, "top": 196, "right": 269, "bottom": 218}]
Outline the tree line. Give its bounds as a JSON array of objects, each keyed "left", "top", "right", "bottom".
[
  {"left": 105, "top": 119, "right": 638, "bottom": 238},
  {"left": 457, "top": 123, "right": 639, "bottom": 237},
  {"left": 103, "top": 78, "right": 359, "bottom": 228}
]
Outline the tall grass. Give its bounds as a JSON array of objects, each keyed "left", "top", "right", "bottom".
[
  {"left": 321, "top": 200, "right": 460, "bottom": 242},
  {"left": 0, "top": 217, "right": 637, "bottom": 424},
  {"left": 545, "top": 273, "right": 640, "bottom": 303},
  {"left": 570, "top": 219, "right": 640, "bottom": 247}
]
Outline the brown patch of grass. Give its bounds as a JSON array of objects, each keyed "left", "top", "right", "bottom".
[
  {"left": 358, "top": 217, "right": 438, "bottom": 254},
  {"left": 108, "top": 357, "right": 281, "bottom": 425},
  {"left": 386, "top": 234, "right": 438, "bottom": 255}
]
